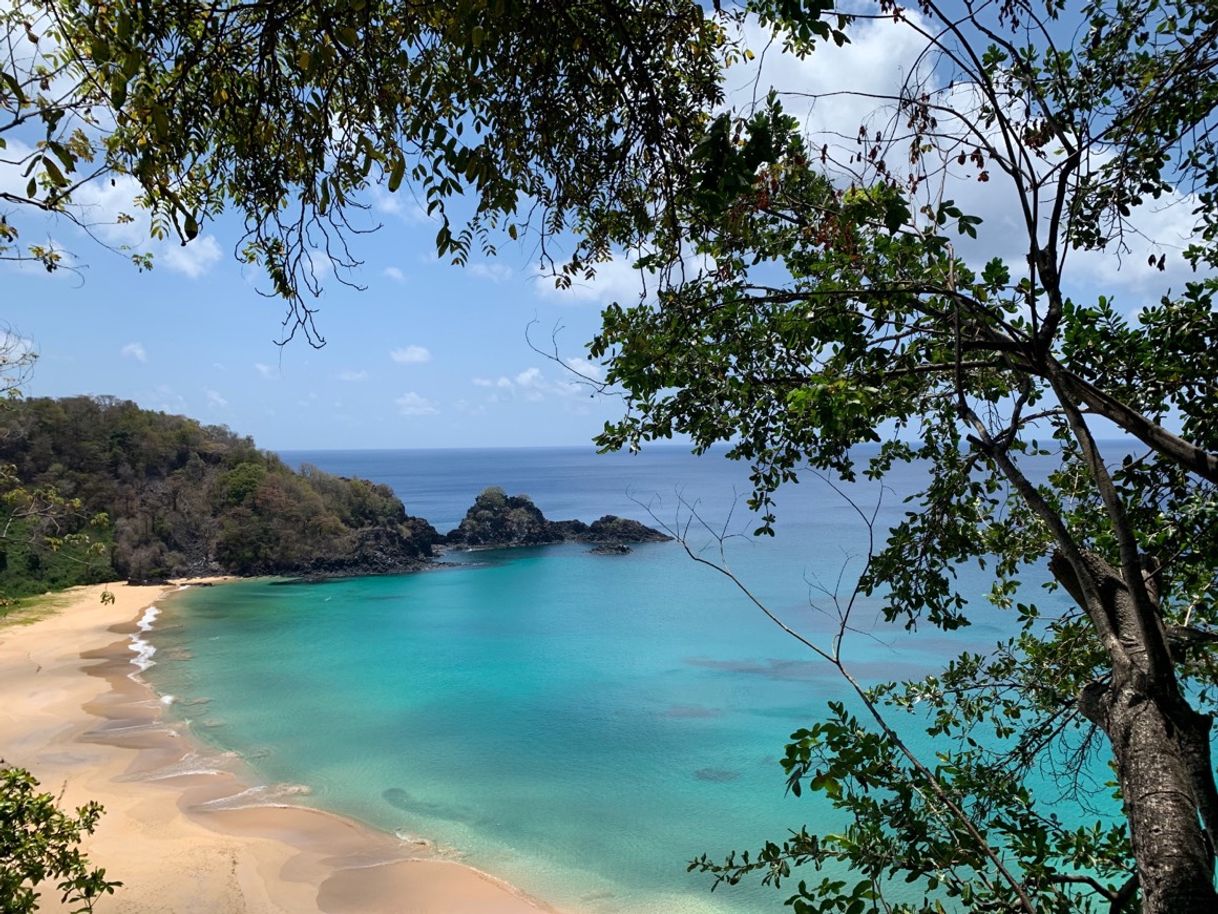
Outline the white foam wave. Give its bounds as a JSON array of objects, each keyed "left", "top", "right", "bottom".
[
  {"left": 137, "top": 605, "right": 161, "bottom": 632},
  {"left": 195, "top": 782, "right": 313, "bottom": 811},
  {"left": 119, "top": 750, "right": 240, "bottom": 782},
  {"left": 127, "top": 605, "right": 160, "bottom": 680},
  {"left": 393, "top": 830, "right": 436, "bottom": 850}
]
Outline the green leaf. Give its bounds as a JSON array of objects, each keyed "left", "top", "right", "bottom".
[{"left": 387, "top": 155, "right": 405, "bottom": 193}]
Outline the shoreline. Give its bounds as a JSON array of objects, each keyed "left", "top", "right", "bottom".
[{"left": 0, "top": 580, "right": 557, "bottom": 914}]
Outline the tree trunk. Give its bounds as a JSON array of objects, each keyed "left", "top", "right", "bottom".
[
  {"left": 1080, "top": 675, "right": 1218, "bottom": 914},
  {"left": 1052, "top": 550, "right": 1218, "bottom": 914}
]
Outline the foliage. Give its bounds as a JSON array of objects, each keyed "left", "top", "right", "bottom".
[
  {"left": 0, "top": 462, "right": 111, "bottom": 605},
  {"left": 0, "top": 762, "right": 119, "bottom": 913},
  {"left": 0, "top": 328, "right": 36, "bottom": 400},
  {"left": 0, "top": 396, "right": 439, "bottom": 595},
  {"left": 588, "top": 1, "right": 1218, "bottom": 913},
  {"left": 2, "top": 0, "right": 726, "bottom": 340}
]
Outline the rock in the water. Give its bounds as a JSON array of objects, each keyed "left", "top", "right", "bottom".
[
  {"left": 445, "top": 487, "right": 670, "bottom": 549},
  {"left": 444, "top": 487, "right": 562, "bottom": 547},
  {"left": 590, "top": 543, "right": 632, "bottom": 556},
  {"left": 584, "top": 515, "right": 670, "bottom": 544}
]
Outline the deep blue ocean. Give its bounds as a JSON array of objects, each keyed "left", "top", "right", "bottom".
[{"left": 144, "top": 445, "right": 1087, "bottom": 913}]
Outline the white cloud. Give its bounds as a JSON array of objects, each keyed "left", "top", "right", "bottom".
[
  {"left": 254, "top": 362, "right": 276, "bottom": 379},
  {"left": 121, "top": 341, "right": 147, "bottom": 363},
  {"left": 728, "top": 14, "right": 1210, "bottom": 312},
  {"left": 733, "top": 15, "right": 931, "bottom": 141},
  {"left": 468, "top": 262, "right": 513, "bottom": 283},
  {"left": 471, "top": 366, "right": 586, "bottom": 403},
  {"left": 338, "top": 369, "right": 369, "bottom": 382},
  {"left": 390, "top": 344, "right": 431, "bottom": 364},
  {"left": 205, "top": 388, "right": 228, "bottom": 408},
  {"left": 383, "top": 266, "right": 406, "bottom": 283},
  {"left": 514, "top": 367, "right": 543, "bottom": 387},
  {"left": 65, "top": 172, "right": 223, "bottom": 279},
  {"left": 371, "top": 186, "right": 433, "bottom": 224},
  {"left": 1064, "top": 194, "right": 1206, "bottom": 302},
  {"left": 564, "top": 356, "right": 604, "bottom": 382},
  {"left": 396, "top": 391, "right": 438, "bottom": 416},
  {"left": 372, "top": 186, "right": 403, "bottom": 215},
  {"left": 531, "top": 248, "right": 718, "bottom": 307},
  {"left": 532, "top": 256, "right": 652, "bottom": 305},
  {"left": 163, "top": 235, "right": 223, "bottom": 278},
  {"left": 304, "top": 248, "right": 333, "bottom": 282}
]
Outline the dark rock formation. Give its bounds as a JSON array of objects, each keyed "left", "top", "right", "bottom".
[
  {"left": 444, "top": 488, "right": 559, "bottom": 547},
  {"left": 445, "top": 487, "right": 670, "bottom": 550},
  {"left": 584, "top": 515, "right": 670, "bottom": 544},
  {"left": 298, "top": 516, "right": 442, "bottom": 576},
  {"left": 589, "top": 543, "right": 632, "bottom": 556}
]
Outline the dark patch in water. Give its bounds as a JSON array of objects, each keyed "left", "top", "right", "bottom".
[
  {"left": 686, "top": 657, "right": 823, "bottom": 681},
  {"left": 664, "top": 705, "right": 722, "bottom": 719},
  {"left": 694, "top": 768, "right": 740, "bottom": 782},
  {"left": 382, "top": 787, "right": 478, "bottom": 823},
  {"left": 688, "top": 655, "right": 930, "bottom": 682}
]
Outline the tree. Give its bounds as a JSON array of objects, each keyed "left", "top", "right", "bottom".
[
  {"left": 0, "top": 327, "right": 35, "bottom": 399},
  {"left": 0, "top": 762, "right": 119, "bottom": 913},
  {"left": 8, "top": 0, "right": 1218, "bottom": 911},
  {"left": 589, "top": 1, "right": 1218, "bottom": 913},
  {"left": 2, "top": 0, "right": 726, "bottom": 340}
]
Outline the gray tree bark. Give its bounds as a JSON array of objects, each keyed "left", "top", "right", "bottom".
[{"left": 1053, "top": 551, "right": 1218, "bottom": 914}]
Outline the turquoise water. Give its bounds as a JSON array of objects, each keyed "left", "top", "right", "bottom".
[{"left": 144, "top": 447, "right": 1076, "bottom": 913}]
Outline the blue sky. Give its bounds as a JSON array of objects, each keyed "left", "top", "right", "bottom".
[{"left": 4, "top": 194, "right": 636, "bottom": 449}]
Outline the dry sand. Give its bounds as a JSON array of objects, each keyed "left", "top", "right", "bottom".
[{"left": 0, "top": 581, "right": 554, "bottom": 914}]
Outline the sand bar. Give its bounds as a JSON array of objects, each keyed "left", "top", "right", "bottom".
[{"left": 0, "top": 581, "right": 554, "bottom": 914}]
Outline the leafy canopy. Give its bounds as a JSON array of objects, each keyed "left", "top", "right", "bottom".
[
  {"left": 2, "top": 0, "right": 726, "bottom": 338},
  {"left": 0, "top": 763, "right": 119, "bottom": 913}
]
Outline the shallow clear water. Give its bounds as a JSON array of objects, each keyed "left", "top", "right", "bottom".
[{"left": 145, "top": 446, "right": 1079, "bottom": 913}]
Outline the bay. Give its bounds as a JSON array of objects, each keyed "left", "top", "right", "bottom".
[{"left": 144, "top": 445, "right": 1078, "bottom": 913}]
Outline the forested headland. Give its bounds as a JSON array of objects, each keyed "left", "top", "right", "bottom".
[{"left": 0, "top": 396, "right": 440, "bottom": 597}]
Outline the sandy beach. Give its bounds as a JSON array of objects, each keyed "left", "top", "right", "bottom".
[{"left": 0, "top": 581, "right": 553, "bottom": 914}]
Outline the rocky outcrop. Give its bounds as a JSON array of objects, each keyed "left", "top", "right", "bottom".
[
  {"left": 299, "top": 517, "right": 442, "bottom": 576},
  {"left": 583, "top": 515, "right": 670, "bottom": 544},
  {"left": 444, "top": 488, "right": 559, "bottom": 547},
  {"left": 445, "top": 487, "right": 670, "bottom": 550},
  {"left": 589, "top": 543, "right": 632, "bottom": 556}
]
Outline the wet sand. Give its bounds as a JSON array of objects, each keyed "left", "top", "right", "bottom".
[{"left": 0, "top": 581, "right": 553, "bottom": 914}]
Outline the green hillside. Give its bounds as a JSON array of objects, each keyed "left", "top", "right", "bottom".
[{"left": 0, "top": 396, "right": 438, "bottom": 598}]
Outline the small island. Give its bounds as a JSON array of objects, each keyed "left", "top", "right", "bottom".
[{"left": 444, "top": 486, "right": 670, "bottom": 551}]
